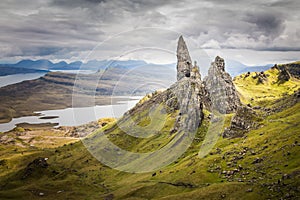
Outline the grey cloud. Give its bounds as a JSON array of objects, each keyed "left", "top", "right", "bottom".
[
  {"left": 244, "top": 11, "right": 285, "bottom": 39},
  {"left": 51, "top": 0, "right": 107, "bottom": 8},
  {"left": 257, "top": 47, "right": 300, "bottom": 52},
  {"left": 0, "top": 0, "right": 299, "bottom": 64},
  {"left": 264, "top": 0, "right": 300, "bottom": 9},
  {"left": 21, "top": 47, "right": 64, "bottom": 56}
]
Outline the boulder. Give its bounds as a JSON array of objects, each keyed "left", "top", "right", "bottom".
[{"left": 223, "top": 106, "right": 261, "bottom": 138}]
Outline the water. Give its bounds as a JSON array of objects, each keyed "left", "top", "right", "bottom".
[
  {"left": 0, "top": 97, "right": 141, "bottom": 132},
  {"left": 0, "top": 70, "right": 96, "bottom": 88},
  {"left": 50, "top": 70, "right": 96, "bottom": 74},
  {"left": 0, "top": 72, "right": 46, "bottom": 88}
]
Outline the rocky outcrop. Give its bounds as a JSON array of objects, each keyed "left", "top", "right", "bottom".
[
  {"left": 276, "top": 62, "right": 300, "bottom": 79},
  {"left": 252, "top": 71, "right": 268, "bottom": 84},
  {"left": 285, "top": 63, "right": 300, "bottom": 79},
  {"left": 121, "top": 37, "right": 243, "bottom": 139},
  {"left": 168, "top": 74, "right": 205, "bottom": 134},
  {"left": 123, "top": 36, "right": 206, "bottom": 134},
  {"left": 272, "top": 64, "right": 292, "bottom": 82},
  {"left": 124, "top": 39, "right": 241, "bottom": 135},
  {"left": 191, "top": 61, "right": 201, "bottom": 80},
  {"left": 272, "top": 62, "right": 300, "bottom": 82},
  {"left": 204, "top": 56, "right": 240, "bottom": 113},
  {"left": 177, "top": 36, "right": 193, "bottom": 81},
  {"left": 169, "top": 37, "right": 207, "bottom": 133},
  {"left": 22, "top": 157, "right": 49, "bottom": 179},
  {"left": 90, "top": 36, "right": 207, "bottom": 172},
  {"left": 223, "top": 106, "right": 261, "bottom": 138}
]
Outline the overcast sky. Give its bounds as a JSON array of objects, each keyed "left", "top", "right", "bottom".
[{"left": 0, "top": 0, "right": 299, "bottom": 65}]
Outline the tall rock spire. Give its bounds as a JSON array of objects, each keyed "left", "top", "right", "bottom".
[
  {"left": 204, "top": 56, "right": 241, "bottom": 113},
  {"left": 176, "top": 36, "right": 193, "bottom": 80}
]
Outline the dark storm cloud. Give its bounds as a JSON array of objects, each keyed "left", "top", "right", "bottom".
[
  {"left": 264, "top": 0, "right": 300, "bottom": 8},
  {"left": 51, "top": 0, "right": 177, "bottom": 12},
  {"left": 0, "top": 0, "right": 299, "bottom": 63},
  {"left": 244, "top": 11, "right": 285, "bottom": 38},
  {"left": 19, "top": 47, "right": 64, "bottom": 57},
  {"left": 258, "top": 47, "right": 300, "bottom": 52},
  {"left": 51, "top": 0, "right": 107, "bottom": 8}
]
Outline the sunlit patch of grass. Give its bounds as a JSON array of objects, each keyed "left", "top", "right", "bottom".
[{"left": 234, "top": 67, "right": 300, "bottom": 107}]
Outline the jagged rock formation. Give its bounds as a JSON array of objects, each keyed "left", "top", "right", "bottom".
[
  {"left": 285, "top": 63, "right": 300, "bottom": 79},
  {"left": 169, "top": 37, "right": 207, "bottom": 133},
  {"left": 124, "top": 36, "right": 206, "bottom": 134},
  {"left": 86, "top": 37, "right": 208, "bottom": 172},
  {"left": 125, "top": 39, "right": 241, "bottom": 135},
  {"left": 122, "top": 37, "right": 242, "bottom": 139},
  {"left": 252, "top": 71, "right": 268, "bottom": 84},
  {"left": 191, "top": 61, "right": 201, "bottom": 80},
  {"left": 22, "top": 157, "right": 49, "bottom": 179},
  {"left": 272, "top": 62, "right": 300, "bottom": 82},
  {"left": 271, "top": 64, "right": 292, "bottom": 82},
  {"left": 168, "top": 74, "right": 205, "bottom": 134},
  {"left": 223, "top": 106, "right": 261, "bottom": 138},
  {"left": 278, "top": 66, "right": 291, "bottom": 82},
  {"left": 177, "top": 36, "right": 193, "bottom": 80},
  {"left": 204, "top": 56, "right": 241, "bottom": 113}
]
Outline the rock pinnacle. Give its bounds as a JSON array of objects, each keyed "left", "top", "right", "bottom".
[{"left": 177, "top": 36, "right": 193, "bottom": 80}]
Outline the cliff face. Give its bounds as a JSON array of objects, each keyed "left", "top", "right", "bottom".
[
  {"left": 120, "top": 36, "right": 244, "bottom": 142},
  {"left": 168, "top": 73, "right": 205, "bottom": 134},
  {"left": 126, "top": 37, "right": 240, "bottom": 133},
  {"left": 223, "top": 106, "right": 261, "bottom": 138},
  {"left": 171, "top": 37, "right": 206, "bottom": 133},
  {"left": 204, "top": 56, "right": 241, "bottom": 114},
  {"left": 277, "top": 62, "right": 300, "bottom": 79},
  {"left": 125, "top": 36, "right": 206, "bottom": 135},
  {"left": 177, "top": 36, "right": 193, "bottom": 81}
]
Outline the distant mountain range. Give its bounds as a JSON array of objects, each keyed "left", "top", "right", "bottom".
[
  {"left": 0, "top": 59, "right": 151, "bottom": 71},
  {"left": 225, "top": 59, "right": 274, "bottom": 77},
  {"left": 0, "top": 59, "right": 158, "bottom": 76},
  {"left": 0, "top": 59, "right": 274, "bottom": 77}
]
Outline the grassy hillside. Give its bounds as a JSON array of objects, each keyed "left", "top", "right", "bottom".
[
  {"left": 0, "top": 67, "right": 299, "bottom": 199},
  {"left": 234, "top": 67, "right": 300, "bottom": 107}
]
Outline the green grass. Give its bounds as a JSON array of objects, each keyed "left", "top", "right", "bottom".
[
  {"left": 234, "top": 67, "right": 300, "bottom": 107},
  {"left": 0, "top": 67, "right": 299, "bottom": 199},
  {"left": 1, "top": 97, "right": 298, "bottom": 199}
]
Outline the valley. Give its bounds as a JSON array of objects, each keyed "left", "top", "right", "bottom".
[
  {"left": 0, "top": 71, "right": 299, "bottom": 199},
  {"left": 0, "top": 65, "right": 175, "bottom": 124},
  {"left": 0, "top": 37, "right": 299, "bottom": 200}
]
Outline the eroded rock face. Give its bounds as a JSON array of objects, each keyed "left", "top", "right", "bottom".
[
  {"left": 252, "top": 71, "right": 268, "bottom": 84},
  {"left": 124, "top": 36, "right": 205, "bottom": 134},
  {"left": 170, "top": 37, "right": 206, "bottom": 133},
  {"left": 277, "top": 65, "right": 291, "bottom": 82},
  {"left": 285, "top": 63, "right": 300, "bottom": 79},
  {"left": 169, "top": 76, "right": 205, "bottom": 134},
  {"left": 177, "top": 36, "right": 193, "bottom": 81},
  {"left": 161, "top": 37, "right": 206, "bottom": 134},
  {"left": 22, "top": 157, "right": 49, "bottom": 179},
  {"left": 204, "top": 56, "right": 240, "bottom": 114},
  {"left": 223, "top": 106, "right": 261, "bottom": 138},
  {"left": 122, "top": 38, "right": 240, "bottom": 136}
]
